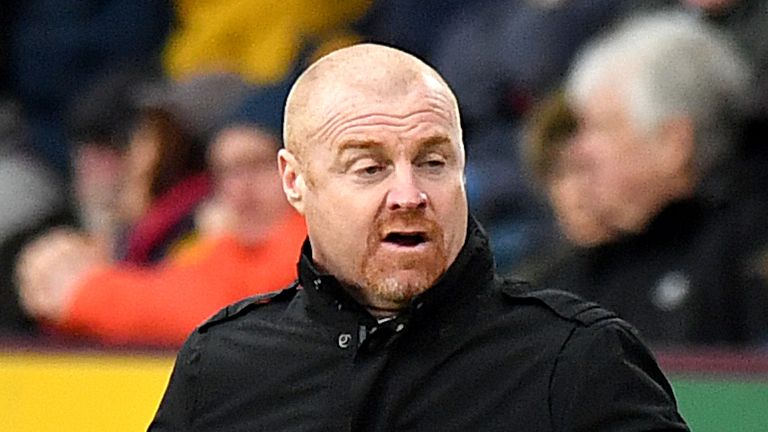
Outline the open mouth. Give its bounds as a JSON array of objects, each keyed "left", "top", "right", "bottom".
[{"left": 383, "top": 232, "right": 428, "bottom": 247}]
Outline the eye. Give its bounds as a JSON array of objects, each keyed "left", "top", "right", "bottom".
[
  {"left": 422, "top": 159, "right": 445, "bottom": 168},
  {"left": 349, "top": 159, "right": 388, "bottom": 181},
  {"left": 358, "top": 164, "right": 384, "bottom": 176},
  {"left": 417, "top": 155, "right": 447, "bottom": 173}
]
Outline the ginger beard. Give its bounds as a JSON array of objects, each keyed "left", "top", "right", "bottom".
[{"left": 358, "top": 211, "right": 448, "bottom": 305}]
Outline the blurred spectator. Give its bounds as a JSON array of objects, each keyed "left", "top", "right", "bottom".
[
  {"left": 115, "top": 104, "right": 208, "bottom": 264},
  {"left": 163, "top": 0, "right": 371, "bottom": 84},
  {"left": 8, "top": 0, "right": 173, "bottom": 176},
  {"left": 16, "top": 124, "right": 305, "bottom": 347},
  {"left": 527, "top": 12, "right": 768, "bottom": 347},
  {"left": 0, "top": 66, "right": 154, "bottom": 337},
  {"left": 65, "top": 65, "right": 158, "bottom": 254},
  {"left": 512, "top": 91, "right": 618, "bottom": 282},
  {"left": 116, "top": 73, "right": 253, "bottom": 265},
  {"left": 2, "top": 72, "right": 252, "bottom": 340},
  {"left": 0, "top": 101, "right": 69, "bottom": 260},
  {"left": 0, "top": 99, "right": 74, "bottom": 336},
  {"left": 528, "top": 93, "right": 618, "bottom": 243},
  {"left": 428, "top": 0, "right": 655, "bottom": 270}
]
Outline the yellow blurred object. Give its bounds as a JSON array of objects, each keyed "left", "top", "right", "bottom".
[
  {"left": 164, "top": 0, "right": 372, "bottom": 84},
  {"left": 0, "top": 351, "right": 175, "bottom": 432}
]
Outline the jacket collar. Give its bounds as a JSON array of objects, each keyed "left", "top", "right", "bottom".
[{"left": 297, "top": 215, "right": 496, "bottom": 326}]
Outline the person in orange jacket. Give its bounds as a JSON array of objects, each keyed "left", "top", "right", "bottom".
[{"left": 16, "top": 123, "right": 306, "bottom": 347}]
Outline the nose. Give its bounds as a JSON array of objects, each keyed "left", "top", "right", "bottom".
[{"left": 386, "top": 167, "right": 428, "bottom": 211}]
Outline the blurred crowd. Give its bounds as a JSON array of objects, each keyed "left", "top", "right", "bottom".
[{"left": 1, "top": 0, "right": 768, "bottom": 350}]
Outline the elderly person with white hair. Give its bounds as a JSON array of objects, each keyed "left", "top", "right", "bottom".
[{"left": 533, "top": 11, "right": 768, "bottom": 347}]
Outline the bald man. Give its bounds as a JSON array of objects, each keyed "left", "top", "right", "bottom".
[{"left": 149, "top": 44, "right": 688, "bottom": 431}]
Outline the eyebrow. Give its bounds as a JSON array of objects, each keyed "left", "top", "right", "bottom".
[
  {"left": 417, "top": 135, "right": 452, "bottom": 150},
  {"left": 335, "top": 135, "right": 454, "bottom": 159},
  {"left": 337, "top": 139, "right": 381, "bottom": 154},
  {"left": 339, "top": 135, "right": 451, "bottom": 148}
]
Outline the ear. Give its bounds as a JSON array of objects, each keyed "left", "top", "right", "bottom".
[
  {"left": 278, "top": 149, "right": 307, "bottom": 215},
  {"left": 657, "top": 116, "right": 695, "bottom": 175}
]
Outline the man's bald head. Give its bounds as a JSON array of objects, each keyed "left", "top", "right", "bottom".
[{"left": 283, "top": 43, "right": 461, "bottom": 161}]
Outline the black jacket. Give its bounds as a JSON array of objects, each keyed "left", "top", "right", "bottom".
[
  {"left": 529, "top": 194, "right": 768, "bottom": 347},
  {"left": 149, "top": 220, "right": 688, "bottom": 431}
]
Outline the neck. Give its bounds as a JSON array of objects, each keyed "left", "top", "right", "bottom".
[{"left": 336, "top": 280, "right": 408, "bottom": 319}]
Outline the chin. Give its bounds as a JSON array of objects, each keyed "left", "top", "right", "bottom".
[
  {"left": 359, "top": 235, "right": 449, "bottom": 305},
  {"left": 366, "top": 268, "right": 441, "bottom": 304},
  {"left": 616, "top": 215, "right": 652, "bottom": 235}
]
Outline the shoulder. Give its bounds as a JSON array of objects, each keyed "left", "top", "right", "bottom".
[
  {"left": 498, "top": 282, "right": 686, "bottom": 429},
  {"left": 500, "top": 282, "right": 669, "bottom": 393},
  {"left": 195, "top": 281, "right": 300, "bottom": 334},
  {"left": 494, "top": 279, "right": 647, "bottom": 360},
  {"left": 498, "top": 279, "right": 619, "bottom": 328}
]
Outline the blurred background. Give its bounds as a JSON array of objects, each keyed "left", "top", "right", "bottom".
[{"left": 1, "top": 0, "right": 767, "bottom": 430}]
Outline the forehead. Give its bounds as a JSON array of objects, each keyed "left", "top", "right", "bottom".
[
  {"left": 580, "top": 80, "right": 627, "bottom": 118},
  {"left": 310, "top": 84, "right": 459, "bottom": 151},
  {"left": 576, "top": 82, "right": 642, "bottom": 148}
]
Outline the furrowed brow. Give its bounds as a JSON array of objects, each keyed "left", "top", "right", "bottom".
[
  {"left": 337, "top": 139, "right": 381, "bottom": 154},
  {"left": 418, "top": 135, "right": 453, "bottom": 153}
]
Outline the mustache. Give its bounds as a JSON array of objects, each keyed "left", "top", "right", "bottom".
[{"left": 373, "top": 211, "right": 441, "bottom": 239}]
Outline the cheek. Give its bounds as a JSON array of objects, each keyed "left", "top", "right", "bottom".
[
  {"left": 306, "top": 189, "right": 375, "bottom": 246},
  {"left": 128, "top": 136, "right": 159, "bottom": 174},
  {"left": 429, "top": 181, "right": 468, "bottom": 247},
  {"left": 549, "top": 182, "right": 572, "bottom": 216},
  {"left": 304, "top": 192, "right": 379, "bottom": 280},
  {"left": 607, "top": 160, "right": 647, "bottom": 195},
  {"left": 591, "top": 151, "right": 629, "bottom": 192},
  {"left": 435, "top": 181, "right": 467, "bottom": 217}
]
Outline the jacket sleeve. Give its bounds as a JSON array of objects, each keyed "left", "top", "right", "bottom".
[
  {"left": 549, "top": 319, "right": 689, "bottom": 431},
  {"left": 147, "top": 336, "right": 201, "bottom": 431}
]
